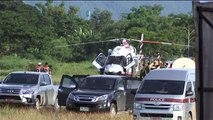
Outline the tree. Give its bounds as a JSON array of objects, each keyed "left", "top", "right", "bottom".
[
  {"left": 0, "top": 1, "right": 54, "bottom": 58},
  {"left": 118, "top": 4, "right": 195, "bottom": 59},
  {"left": 0, "top": 2, "right": 195, "bottom": 62},
  {"left": 168, "top": 13, "right": 195, "bottom": 57}
]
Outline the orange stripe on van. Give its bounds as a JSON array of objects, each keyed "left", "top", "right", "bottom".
[{"left": 135, "top": 97, "right": 196, "bottom": 103}]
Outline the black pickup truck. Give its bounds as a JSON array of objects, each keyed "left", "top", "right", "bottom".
[{"left": 57, "top": 75, "right": 141, "bottom": 114}]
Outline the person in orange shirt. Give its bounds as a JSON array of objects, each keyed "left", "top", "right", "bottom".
[
  {"left": 36, "top": 62, "right": 43, "bottom": 72},
  {"left": 43, "top": 62, "right": 51, "bottom": 75}
]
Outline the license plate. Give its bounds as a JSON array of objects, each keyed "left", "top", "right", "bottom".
[
  {"left": 80, "top": 107, "right": 89, "bottom": 112},
  {"left": 150, "top": 117, "right": 162, "bottom": 120}
]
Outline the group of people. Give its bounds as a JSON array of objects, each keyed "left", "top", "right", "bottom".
[{"left": 36, "top": 62, "right": 51, "bottom": 75}]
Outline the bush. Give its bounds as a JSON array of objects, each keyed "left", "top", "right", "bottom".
[{"left": 0, "top": 55, "right": 31, "bottom": 70}]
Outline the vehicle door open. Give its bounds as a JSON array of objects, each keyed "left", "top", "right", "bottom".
[
  {"left": 58, "top": 75, "right": 86, "bottom": 106},
  {"left": 124, "top": 53, "right": 135, "bottom": 70},
  {"left": 125, "top": 77, "right": 141, "bottom": 111},
  {"left": 92, "top": 53, "right": 107, "bottom": 70},
  {"left": 115, "top": 79, "right": 126, "bottom": 111}
]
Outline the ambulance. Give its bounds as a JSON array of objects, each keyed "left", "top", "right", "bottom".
[{"left": 133, "top": 68, "right": 196, "bottom": 120}]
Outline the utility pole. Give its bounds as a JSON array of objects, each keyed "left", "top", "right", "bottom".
[
  {"left": 186, "top": 28, "right": 195, "bottom": 57},
  {"left": 187, "top": 28, "right": 190, "bottom": 57}
]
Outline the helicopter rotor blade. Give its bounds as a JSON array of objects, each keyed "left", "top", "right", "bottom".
[
  {"left": 54, "top": 37, "right": 191, "bottom": 48},
  {"left": 143, "top": 40, "right": 190, "bottom": 47},
  {"left": 128, "top": 39, "right": 191, "bottom": 47},
  {"left": 54, "top": 39, "right": 118, "bottom": 48}
]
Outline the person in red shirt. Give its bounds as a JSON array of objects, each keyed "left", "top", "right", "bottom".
[
  {"left": 36, "top": 62, "right": 43, "bottom": 72},
  {"left": 43, "top": 62, "right": 51, "bottom": 75}
]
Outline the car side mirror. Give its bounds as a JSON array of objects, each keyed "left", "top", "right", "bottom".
[
  {"left": 69, "top": 84, "right": 77, "bottom": 89},
  {"left": 40, "top": 82, "right": 47, "bottom": 86},
  {"left": 186, "top": 91, "right": 193, "bottom": 96},
  {"left": 118, "top": 86, "right": 124, "bottom": 91}
]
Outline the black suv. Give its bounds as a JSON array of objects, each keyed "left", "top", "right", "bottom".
[{"left": 57, "top": 75, "right": 141, "bottom": 114}]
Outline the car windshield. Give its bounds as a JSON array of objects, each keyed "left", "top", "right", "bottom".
[
  {"left": 138, "top": 80, "right": 185, "bottom": 95},
  {"left": 106, "top": 56, "right": 126, "bottom": 66},
  {"left": 3, "top": 73, "right": 39, "bottom": 85},
  {"left": 79, "top": 77, "right": 116, "bottom": 90},
  {"left": 74, "top": 76, "right": 87, "bottom": 86}
]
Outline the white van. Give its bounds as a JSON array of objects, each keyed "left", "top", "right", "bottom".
[{"left": 133, "top": 68, "right": 196, "bottom": 120}]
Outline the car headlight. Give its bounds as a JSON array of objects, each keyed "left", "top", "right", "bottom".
[
  {"left": 173, "top": 104, "right": 184, "bottom": 111},
  {"left": 96, "top": 95, "right": 108, "bottom": 101},
  {"left": 21, "top": 89, "right": 34, "bottom": 94},
  {"left": 134, "top": 103, "right": 142, "bottom": 110},
  {"left": 68, "top": 93, "right": 75, "bottom": 101},
  {"left": 66, "top": 93, "right": 75, "bottom": 105}
]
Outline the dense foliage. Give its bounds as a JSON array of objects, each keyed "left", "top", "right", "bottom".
[{"left": 0, "top": 1, "right": 195, "bottom": 62}]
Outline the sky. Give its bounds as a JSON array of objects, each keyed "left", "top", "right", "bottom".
[{"left": 24, "top": 1, "right": 192, "bottom": 20}]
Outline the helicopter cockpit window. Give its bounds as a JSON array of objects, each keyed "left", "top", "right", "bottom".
[{"left": 106, "top": 56, "right": 127, "bottom": 66}]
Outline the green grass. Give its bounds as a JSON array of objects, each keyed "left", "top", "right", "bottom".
[{"left": 51, "top": 61, "right": 99, "bottom": 84}]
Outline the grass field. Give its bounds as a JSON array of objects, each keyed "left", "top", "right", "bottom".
[
  {"left": 0, "top": 106, "right": 133, "bottom": 120},
  {"left": 0, "top": 55, "right": 133, "bottom": 120}
]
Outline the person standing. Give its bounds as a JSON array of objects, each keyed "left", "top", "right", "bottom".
[
  {"left": 43, "top": 62, "right": 51, "bottom": 75},
  {"left": 36, "top": 62, "right": 43, "bottom": 72}
]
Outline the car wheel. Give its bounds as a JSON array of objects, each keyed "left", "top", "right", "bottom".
[
  {"left": 110, "top": 103, "right": 117, "bottom": 116},
  {"left": 66, "top": 106, "right": 72, "bottom": 111},
  {"left": 187, "top": 113, "right": 192, "bottom": 120},
  {"left": 35, "top": 98, "right": 41, "bottom": 110}
]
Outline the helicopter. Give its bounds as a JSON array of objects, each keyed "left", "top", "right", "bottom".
[
  {"left": 55, "top": 33, "right": 191, "bottom": 78},
  {"left": 92, "top": 38, "right": 142, "bottom": 77},
  {"left": 92, "top": 34, "right": 191, "bottom": 77}
]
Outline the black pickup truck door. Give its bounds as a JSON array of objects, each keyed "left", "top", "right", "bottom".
[
  {"left": 125, "top": 77, "right": 142, "bottom": 110},
  {"left": 58, "top": 75, "right": 88, "bottom": 106}
]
